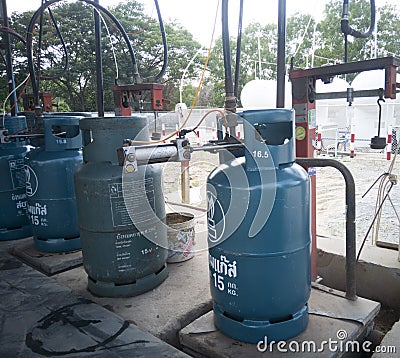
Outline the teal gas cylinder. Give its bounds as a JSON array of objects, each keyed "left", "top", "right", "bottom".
[
  {"left": 24, "top": 116, "right": 82, "bottom": 252},
  {"left": 207, "top": 109, "right": 311, "bottom": 343},
  {"left": 0, "top": 116, "right": 31, "bottom": 240},
  {"left": 74, "top": 117, "right": 168, "bottom": 297}
]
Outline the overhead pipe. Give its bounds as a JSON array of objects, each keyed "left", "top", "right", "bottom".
[
  {"left": 276, "top": 0, "right": 286, "bottom": 108},
  {"left": 296, "top": 158, "right": 357, "bottom": 301}
]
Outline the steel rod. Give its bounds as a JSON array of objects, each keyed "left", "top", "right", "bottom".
[
  {"left": 276, "top": 0, "right": 286, "bottom": 108},
  {"left": 296, "top": 157, "right": 357, "bottom": 301}
]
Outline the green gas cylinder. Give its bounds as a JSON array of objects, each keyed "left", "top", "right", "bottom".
[{"left": 74, "top": 116, "right": 168, "bottom": 297}]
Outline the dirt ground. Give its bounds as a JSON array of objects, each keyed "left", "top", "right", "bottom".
[{"left": 315, "top": 151, "right": 400, "bottom": 248}]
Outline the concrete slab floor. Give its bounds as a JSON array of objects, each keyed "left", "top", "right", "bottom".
[
  {"left": 372, "top": 320, "right": 400, "bottom": 358},
  {"left": 53, "top": 228, "right": 212, "bottom": 348},
  {"left": 0, "top": 250, "right": 189, "bottom": 357},
  {"left": 179, "top": 287, "right": 381, "bottom": 358}
]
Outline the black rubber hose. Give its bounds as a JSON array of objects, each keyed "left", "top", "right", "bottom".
[
  {"left": 40, "top": 7, "right": 69, "bottom": 81},
  {"left": 146, "top": 0, "right": 168, "bottom": 82},
  {"left": 35, "top": 0, "right": 45, "bottom": 108},
  {"left": 221, "top": 0, "right": 234, "bottom": 99},
  {"left": 0, "top": 50, "right": 6, "bottom": 66},
  {"left": 233, "top": 0, "right": 243, "bottom": 99},
  {"left": 341, "top": 0, "right": 375, "bottom": 39},
  {"left": 0, "top": 27, "right": 26, "bottom": 44},
  {"left": 26, "top": 0, "right": 141, "bottom": 106}
]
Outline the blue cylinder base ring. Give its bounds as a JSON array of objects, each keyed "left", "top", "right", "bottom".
[
  {"left": 87, "top": 264, "right": 169, "bottom": 298},
  {"left": 213, "top": 302, "right": 309, "bottom": 344},
  {"left": 0, "top": 224, "right": 31, "bottom": 241},
  {"left": 34, "top": 236, "right": 81, "bottom": 253}
]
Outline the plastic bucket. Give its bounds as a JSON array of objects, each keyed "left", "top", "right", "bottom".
[{"left": 166, "top": 212, "right": 195, "bottom": 263}]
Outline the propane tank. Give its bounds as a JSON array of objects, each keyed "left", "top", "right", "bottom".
[
  {"left": 0, "top": 116, "right": 32, "bottom": 240},
  {"left": 207, "top": 109, "right": 311, "bottom": 343},
  {"left": 74, "top": 117, "right": 168, "bottom": 297},
  {"left": 24, "top": 116, "right": 82, "bottom": 252}
]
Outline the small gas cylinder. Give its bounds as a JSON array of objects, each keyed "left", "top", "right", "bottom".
[
  {"left": 207, "top": 109, "right": 311, "bottom": 343},
  {"left": 24, "top": 115, "right": 82, "bottom": 252},
  {"left": 0, "top": 116, "right": 31, "bottom": 240}
]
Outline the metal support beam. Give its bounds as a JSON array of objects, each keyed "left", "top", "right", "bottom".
[{"left": 276, "top": 0, "right": 286, "bottom": 108}]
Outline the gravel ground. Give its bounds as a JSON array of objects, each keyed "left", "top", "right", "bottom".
[
  {"left": 161, "top": 142, "right": 400, "bottom": 251},
  {"left": 315, "top": 152, "right": 400, "bottom": 247}
]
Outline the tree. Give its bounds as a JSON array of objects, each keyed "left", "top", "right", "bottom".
[{"left": 1, "top": 0, "right": 204, "bottom": 112}]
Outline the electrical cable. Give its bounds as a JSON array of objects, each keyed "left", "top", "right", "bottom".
[
  {"left": 130, "top": 0, "right": 223, "bottom": 145},
  {"left": 7, "top": 76, "right": 31, "bottom": 116},
  {"left": 372, "top": 153, "right": 398, "bottom": 244},
  {"left": 359, "top": 151, "right": 398, "bottom": 259},
  {"left": 291, "top": 15, "right": 313, "bottom": 59},
  {"left": 1, "top": 74, "right": 30, "bottom": 128},
  {"left": 190, "top": 109, "right": 228, "bottom": 134},
  {"left": 94, "top": 8, "right": 119, "bottom": 82},
  {"left": 357, "top": 182, "right": 394, "bottom": 262},
  {"left": 26, "top": 0, "right": 142, "bottom": 108}
]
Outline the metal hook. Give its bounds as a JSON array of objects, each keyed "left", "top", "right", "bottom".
[{"left": 377, "top": 97, "right": 385, "bottom": 137}]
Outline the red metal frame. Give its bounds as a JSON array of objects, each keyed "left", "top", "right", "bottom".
[
  {"left": 290, "top": 56, "right": 400, "bottom": 281},
  {"left": 112, "top": 83, "right": 165, "bottom": 116},
  {"left": 22, "top": 92, "right": 53, "bottom": 112}
]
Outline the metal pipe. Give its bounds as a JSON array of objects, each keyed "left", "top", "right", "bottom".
[
  {"left": 94, "top": 0, "right": 104, "bottom": 117},
  {"left": 134, "top": 144, "right": 178, "bottom": 165},
  {"left": 276, "top": 0, "right": 286, "bottom": 108},
  {"left": 1, "top": 0, "right": 18, "bottom": 115},
  {"left": 191, "top": 143, "right": 244, "bottom": 152},
  {"left": 296, "top": 157, "right": 357, "bottom": 301}
]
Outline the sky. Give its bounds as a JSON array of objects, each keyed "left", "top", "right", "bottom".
[{"left": 4, "top": 0, "right": 400, "bottom": 46}]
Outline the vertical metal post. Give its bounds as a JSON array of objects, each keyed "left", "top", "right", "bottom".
[
  {"left": 290, "top": 75, "right": 318, "bottom": 281},
  {"left": 1, "top": 0, "right": 18, "bottom": 115},
  {"left": 94, "top": 0, "right": 104, "bottom": 117},
  {"left": 276, "top": 0, "right": 286, "bottom": 108},
  {"left": 181, "top": 161, "right": 190, "bottom": 204}
]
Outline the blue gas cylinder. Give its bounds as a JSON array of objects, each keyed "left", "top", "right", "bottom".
[
  {"left": 0, "top": 116, "right": 32, "bottom": 240},
  {"left": 207, "top": 109, "right": 311, "bottom": 343},
  {"left": 24, "top": 116, "right": 83, "bottom": 252}
]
